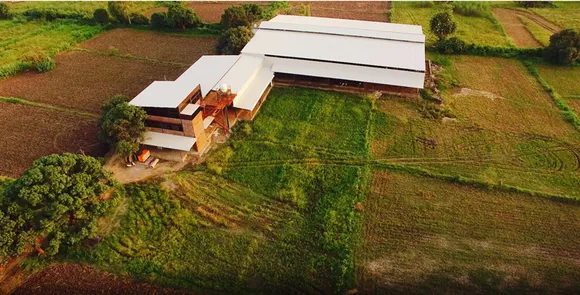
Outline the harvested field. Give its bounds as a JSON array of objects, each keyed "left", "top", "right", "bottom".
[
  {"left": 529, "top": 2, "right": 580, "bottom": 31},
  {"left": 358, "top": 170, "right": 580, "bottom": 294},
  {"left": 0, "top": 51, "right": 187, "bottom": 114},
  {"left": 0, "top": 101, "right": 104, "bottom": 178},
  {"left": 80, "top": 29, "right": 218, "bottom": 64},
  {"left": 536, "top": 64, "right": 580, "bottom": 98},
  {"left": 493, "top": 8, "right": 540, "bottom": 47},
  {"left": 288, "top": 1, "right": 390, "bottom": 22},
  {"left": 11, "top": 264, "right": 195, "bottom": 295}
]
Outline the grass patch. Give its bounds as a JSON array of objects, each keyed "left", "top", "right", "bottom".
[
  {"left": 519, "top": 15, "right": 552, "bottom": 46},
  {"left": 392, "top": 2, "right": 512, "bottom": 47},
  {"left": 529, "top": 1, "right": 580, "bottom": 30},
  {"left": 358, "top": 169, "right": 580, "bottom": 293}
]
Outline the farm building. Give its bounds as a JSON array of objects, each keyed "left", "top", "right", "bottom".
[{"left": 130, "top": 15, "right": 425, "bottom": 157}]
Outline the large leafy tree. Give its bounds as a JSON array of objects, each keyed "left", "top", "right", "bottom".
[
  {"left": 544, "top": 29, "right": 580, "bottom": 65},
  {"left": 99, "top": 95, "right": 147, "bottom": 157},
  {"left": 430, "top": 12, "right": 457, "bottom": 40},
  {"left": 167, "top": 4, "right": 202, "bottom": 31},
  {"left": 220, "top": 4, "right": 263, "bottom": 29},
  {"left": 107, "top": 1, "right": 133, "bottom": 24},
  {"left": 0, "top": 154, "right": 113, "bottom": 261},
  {"left": 216, "top": 26, "right": 254, "bottom": 55}
]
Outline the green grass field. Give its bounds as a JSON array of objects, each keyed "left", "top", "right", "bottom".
[
  {"left": 391, "top": 2, "right": 512, "bottom": 47},
  {"left": 358, "top": 170, "right": 580, "bottom": 293},
  {"left": 7, "top": 1, "right": 158, "bottom": 16},
  {"left": 0, "top": 19, "right": 104, "bottom": 77},
  {"left": 529, "top": 1, "right": 580, "bottom": 30},
  {"left": 518, "top": 15, "right": 552, "bottom": 46}
]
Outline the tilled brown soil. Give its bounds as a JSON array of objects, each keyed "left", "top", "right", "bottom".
[
  {"left": 0, "top": 51, "right": 187, "bottom": 114},
  {"left": 80, "top": 29, "right": 218, "bottom": 64},
  {"left": 11, "top": 264, "right": 196, "bottom": 295},
  {"left": 0, "top": 101, "right": 104, "bottom": 178},
  {"left": 493, "top": 8, "right": 540, "bottom": 47},
  {"left": 145, "top": 1, "right": 390, "bottom": 23}
]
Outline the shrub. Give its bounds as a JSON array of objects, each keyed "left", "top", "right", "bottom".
[
  {"left": 150, "top": 12, "right": 168, "bottom": 29},
  {"left": 93, "top": 8, "right": 109, "bottom": 24},
  {"left": 217, "top": 26, "right": 254, "bottom": 54},
  {"left": 517, "top": 1, "right": 555, "bottom": 8},
  {"left": 99, "top": 95, "right": 147, "bottom": 157},
  {"left": 0, "top": 3, "right": 11, "bottom": 20},
  {"left": 544, "top": 29, "right": 580, "bottom": 65},
  {"left": 108, "top": 1, "right": 133, "bottom": 24},
  {"left": 414, "top": 1, "right": 434, "bottom": 8},
  {"left": 221, "top": 5, "right": 249, "bottom": 28},
  {"left": 452, "top": 1, "right": 491, "bottom": 18},
  {"left": 299, "top": 4, "right": 311, "bottom": 16},
  {"left": 430, "top": 12, "right": 457, "bottom": 40},
  {"left": 262, "top": 1, "right": 289, "bottom": 20},
  {"left": 242, "top": 3, "right": 263, "bottom": 24},
  {"left": 130, "top": 13, "right": 149, "bottom": 25},
  {"left": 435, "top": 37, "right": 467, "bottom": 54},
  {"left": 418, "top": 102, "right": 455, "bottom": 120},
  {"left": 167, "top": 5, "right": 202, "bottom": 30},
  {"left": 24, "top": 8, "right": 85, "bottom": 21},
  {"left": 23, "top": 50, "right": 55, "bottom": 72}
]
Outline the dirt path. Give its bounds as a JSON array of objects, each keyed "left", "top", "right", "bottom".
[
  {"left": 511, "top": 9, "right": 561, "bottom": 33},
  {"left": 493, "top": 8, "right": 540, "bottom": 47}
]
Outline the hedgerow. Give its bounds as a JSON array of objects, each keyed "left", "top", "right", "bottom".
[{"left": 432, "top": 37, "right": 543, "bottom": 58}]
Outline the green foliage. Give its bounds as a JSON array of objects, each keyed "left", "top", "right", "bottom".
[
  {"left": 262, "top": 1, "right": 289, "bottom": 20},
  {"left": 434, "top": 36, "right": 467, "bottom": 54},
  {"left": 414, "top": 1, "right": 435, "bottom": 8},
  {"left": 24, "top": 8, "right": 87, "bottom": 21},
  {"left": 0, "top": 3, "right": 11, "bottom": 20},
  {"left": 129, "top": 13, "right": 149, "bottom": 25},
  {"left": 22, "top": 50, "right": 56, "bottom": 72},
  {"left": 107, "top": 1, "right": 133, "bottom": 24},
  {"left": 167, "top": 5, "right": 202, "bottom": 30},
  {"left": 150, "top": 12, "right": 168, "bottom": 29},
  {"left": 451, "top": 1, "right": 492, "bottom": 18},
  {"left": 220, "top": 5, "right": 249, "bottom": 29},
  {"left": 517, "top": 1, "right": 555, "bottom": 8},
  {"left": 299, "top": 4, "right": 311, "bottom": 16},
  {"left": 0, "top": 153, "right": 113, "bottom": 261},
  {"left": 242, "top": 3, "right": 263, "bottom": 24},
  {"left": 430, "top": 12, "right": 457, "bottom": 40},
  {"left": 433, "top": 37, "right": 544, "bottom": 58},
  {"left": 93, "top": 8, "right": 110, "bottom": 24},
  {"left": 418, "top": 101, "right": 455, "bottom": 120},
  {"left": 544, "top": 29, "right": 580, "bottom": 65},
  {"left": 99, "top": 95, "right": 147, "bottom": 157},
  {"left": 216, "top": 26, "right": 254, "bottom": 54}
]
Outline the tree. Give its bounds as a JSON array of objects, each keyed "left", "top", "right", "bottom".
[
  {"left": 150, "top": 12, "right": 168, "bottom": 29},
  {"left": 107, "top": 1, "right": 133, "bottom": 24},
  {"left": 430, "top": 12, "right": 457, "bottom": 40},
  {"left": 221, "top": 5, "right": 250, "bottom": 29},
  {"left": 0, "top": 153, "right": 113, "bottom": 260},
  {"left": 0, "top": 3, "right": 11, "bottom": 20},
  {"left": 99, "top": 95, "right": 147, "bottom": 157},
  {"left": 242, "top": 3, "right": 263, "bottom": 24},
  {"left": 167, "top": 5, "right": 202, "bottom": 30},
  {"left": 217, "top": 26, "right": 254, "bottom": 55},
  {"left": 93, "top": 8, "right": 110, "bottom": 24},
  {"left": 544, "top": 29, "right": 580, "bottom": 65}
]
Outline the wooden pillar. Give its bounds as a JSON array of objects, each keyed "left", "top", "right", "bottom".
[{"left": 181, "top": 111, "right": 208, "bottom": 152}]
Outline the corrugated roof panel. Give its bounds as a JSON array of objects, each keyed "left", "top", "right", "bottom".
[
  {"left": 130, "top": 81, "right": 197, "bottom": 108},
  {"left": 269, "top": 15, "right": 423, "bottom": 35},
  {"left": 242, "top": 29, "right": 425, "bottom": 72},
  {"left": 176, "top": 55, "right": 240, "bottom": 96},
  {"left": 267, "top": 56, "right": 424, "bottom": 89},
  {"left": 259, "top": 21, "right": 425, "bottom": 43},
  {"left": 217, "top": 55, "right": 264, "bottom": 93},
  {"left": 233, "top": 65, "right": 274, "bottom": 110},
  {"left": 142, "top": 131, "right": 197, "bottom": 151}
]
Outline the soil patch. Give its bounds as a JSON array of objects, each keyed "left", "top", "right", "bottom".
[
  {"left": 289, "top": 1, "right": 390, "bottom": 22},
  {"left": 0, "top": 101, "right": 104, "bottom": 178},
  {"left": 453, "top": 87, "right": 504, "bottom": 101},
  {"left": 11, "top": 263, "right": 196, "bottom": 295},
  {"left": 80, "top": 29, "right": 217, "bottom": 64},
  {"left": 493, "top": 8, "right": 540, "bottom": 47},
  {"left": 0, "top": 51, "right": 187, "bottom": 114}
]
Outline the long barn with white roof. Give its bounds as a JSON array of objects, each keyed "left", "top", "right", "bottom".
[{"left": 130, "top": 15, "right": 426, "bottom": 157}]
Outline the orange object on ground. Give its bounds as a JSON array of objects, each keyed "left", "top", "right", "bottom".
[{"left": 137, "top": 149, "right": 150, "bottom": 162}]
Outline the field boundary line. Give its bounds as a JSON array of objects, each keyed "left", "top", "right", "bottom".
[
  {"left": 0, "top": 96, "right": 99, "bottom": 119},
  {"left": 71, "top": 47, "right": 190, "bottom": 67},
  {"left": 522, "top": 61, "right": 580, "bottom": 133}
]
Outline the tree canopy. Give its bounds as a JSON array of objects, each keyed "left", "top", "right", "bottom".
[
  {"left": 99, "top": 95, "right": 147, "bottom": 157},
  {"left": 430, "top": 12, "right": 457, "bottom": 40},
  {"left": 93, "top": 8, "right": 110, "bottom": 25},
  {"left": 107, "top": 1, "right": 133, "bottom": 24},
  {"left": 0, "top": 3, "right": 11, "bottom": 20},
  {"left": 0, "top": 154, "right": 113, "bottom": 261},
  {"left": 544, "top": 29, "right": 580, "bottom": 65},
  {"left": 220, "top": 4, "right": 263, "bottom": 29},
  {"left": 216, "top": 26, "right": 254, "bottom": 55},
  {"left": 167, "top": 5, "right": 202, "bottom": 30}
]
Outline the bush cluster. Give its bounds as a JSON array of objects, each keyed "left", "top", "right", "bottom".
[
  {"left": 22, "top": 50, "right": 56, "bottom": 72},
  {"left": 0, "top": 3, "right": 11, "bottom": 19},
  {"left": 418, "top": 101, "right": 455, "bottom": 120},
  {"left": 517, "top": 1, "right": 555, "bottom": 8},
  {"left": 149, "top": 5, "right": 202, "bottom": 30},
  {"left": 544, "top": 29, "right": 580, "bottom": 65},
  {"left": 220, "top": 4, "right": 263, "bottom": 29},
  {"left": 451, "top": 1, "right": 492, "bottom": 18},
  {"left": 93, "top": 8, "right": 109, "bottom": 24},
  {"left": 434, "top": 37, "right": 544, "bottom": 58},
  {"left": 414, "top": 1, "right": 435, "bottom": 8},
  {"left": 24, "top": 8, "right": 87, "bottom": 21},
  {"left": 217, "top": 26, "right": 254, "bottom": 55}
]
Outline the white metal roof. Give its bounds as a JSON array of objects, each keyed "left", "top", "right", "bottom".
[
  {"left": 216, "top": 54, "right": 264, "bottom": 93},
  {"left": 269, "top": 15, "right": 423, "bottom": 35},
  {"left": 142, "top": 131, "right": 196, "bottom": 151},
  {"left": 130, "top": 81, "right": 197, "bottom": 108},
  {"left": 176, "top": 55, "right": 240, "bottom": 97},
  {"left": 260, "top": 19, "right": 424, "bottom": 43},
  {"left": 180, "top": 103, "right": 200, "bottom": 116},
  {"left": 242, "top": 29, "right": 425, "bottom": 72},
  {"left": 267, "top": 56, "right": 424, "bottom": 89},
  {"left": 233, "top": 64, "right": 274, "bottom": 110}
]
